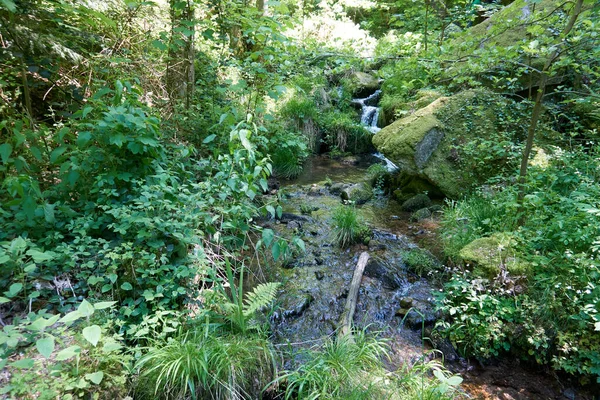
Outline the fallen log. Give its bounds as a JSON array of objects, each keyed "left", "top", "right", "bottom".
[{"left": 339, "top": 251, "right": 370, "bottom": 339}]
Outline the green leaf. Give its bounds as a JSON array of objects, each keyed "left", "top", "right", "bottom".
[
  {"left": 121, "top": 282, "right": 133, "bottom": 291},
  {"left": 93, "top": 301, "right": 117, "bottom": 310},
  {"left": 293, "top": 237, "right": 306, "bottom": 252},
  {"left": 0, "top": 143, "right": 12, "bottom": 164},
  {"left": 59, "top": 310, "right": 82, "bottom": 324},
  {"left": 266, "top": 205, "right": 276, "bottom": 218},
  {"left": 81, "top": 106, "right": 93, "bottom": 118},
  {"left": 203, "top": 134, "right": 216, "bottom": 144},
  {"left": 262, "top": 229, "right": 274, "bottom": 246},
  {"left": 238, "top": 129, "right": 252, "bottom": 151},
  {"left": 82, "top": 325, "right": 102, "bottom": 347},
  {"left": 10, "top": 358, "right": 34, "bottom": 369},
  {"left": 0, "top": 296, "right": 10, "bottom": 303},
  {"left": 36, "top": 337, "right": 55, "bottom": 358},
  {"left": 76, "top": 131, "right": 92, "bottom": 147},
  {"left": 109, "top": 133, "right": 126, "bottom": 147},
  {"left": 26, "top": 249, "right": 55, "bottom": 263},
  {"left": 50, "top": 146, "right": 68, "bottom": 164},
  {"left": 85, "top": 371, "right": 104, "bottom": 385},
  {"left": 272, "top": 241, "right": 281, "bottom": 261},
  {"left": 56, "top": 345, "right": 81, "bottom": 361},
  {"left": 7, "top": 283, "right": 22, "bottom": 297},
  {"left": 78, "top": 300, "right": 95, "bottom": 317}
]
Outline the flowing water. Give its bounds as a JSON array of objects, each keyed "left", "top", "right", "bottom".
[{"left": 261, "top": 90, "right": 594, "bottom": 399}]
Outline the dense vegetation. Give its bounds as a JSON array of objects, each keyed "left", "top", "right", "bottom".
[{"left": 1, "top": 0, "right": 599, "bottom": 398}]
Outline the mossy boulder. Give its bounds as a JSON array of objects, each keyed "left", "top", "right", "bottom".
[
  {"left": 401, "top": 194, "right": 432, "bottom": 212},
  {"left": 347, "top": 71, "right": 380, "bottom": 98},
  {"left": 448, "top": 0, "right": 596, "bottom": 91},
  {"left": 459, "top": 233, "right": 531, "bottom": 278},
  {"left": 410, "top": 207, "right": 432, "bottom": 222},
  {"left": 341, "top": 182, "right": 373, "bottom": 205},
  {"left": 373, "top": 89, "right": 510, "bottom": 198}
]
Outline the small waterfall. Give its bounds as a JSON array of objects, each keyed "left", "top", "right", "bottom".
[
  {"left": 353, "top": 89, "right": 398, "bottom": 171},
  {"left": 353, "top": 90, "right": 382, "bottom": 134}
]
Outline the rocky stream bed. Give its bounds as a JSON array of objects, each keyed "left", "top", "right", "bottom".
[{"left": 256, "top": 155, "right": 594, "bottom": 400}]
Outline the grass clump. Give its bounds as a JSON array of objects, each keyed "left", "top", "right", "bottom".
[
  {"left": 276, "top": 331, "right": 388, "bottom": 400},
  {"left": 331, "top": 206, "right": 371, "bottom": 248},
  {"left": 136, "top": 330, "right": 276, "bottom": 400}
]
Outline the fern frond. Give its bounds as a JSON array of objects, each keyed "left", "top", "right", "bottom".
[{"left": 243, "top": 282, "right": 280, "bottom": 317}]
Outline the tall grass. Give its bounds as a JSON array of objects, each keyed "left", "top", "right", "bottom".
[
  {"left": 331, "top": 206, "right": 369, "bottom": 248},
  {"left": 275, "top": 331, "right": 388, "bottom": 400},
  {"left": 135, "top": 330, "right": 276, "bottom": 400}
]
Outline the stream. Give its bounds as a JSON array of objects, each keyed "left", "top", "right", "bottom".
[{"left": 259, "top": 91, "right": 593, "bottom": 400}]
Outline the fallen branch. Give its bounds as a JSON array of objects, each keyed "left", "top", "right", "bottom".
[{"left": 339, "top": 251, "right": 370, "bottom": 339}]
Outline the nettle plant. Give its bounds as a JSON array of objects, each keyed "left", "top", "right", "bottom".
[{"left": 0, "top": 300, "right": 130, "bottom": 398}]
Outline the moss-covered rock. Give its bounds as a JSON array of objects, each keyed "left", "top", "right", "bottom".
[
  {"left": 459, "top": 233, "right": 531, "bottom": 278},
  {"left": 401, "top": 194, "right": 432, "bottom": 212},
  {"left": 340, "top": 182, "right": 373, "bottom": 205},
  {"left": 410, "top": 207, "right": 432, "bottom": 222},
  {"left": 346, "top": 71, "right": 380, "bottom": 97},
  {"left": 373, "top": 89, "right": 510, "bottom": 198}
]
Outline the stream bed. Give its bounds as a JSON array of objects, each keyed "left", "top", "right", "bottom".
[{"left": 259, "top": 154, "right": 593, "bottom": 400}]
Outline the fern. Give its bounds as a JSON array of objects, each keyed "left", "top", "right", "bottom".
[{"left": 243, "top": 282, "right": 280, "bottom": 317}]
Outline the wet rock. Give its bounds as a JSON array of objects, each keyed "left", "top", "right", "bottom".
[
  {"left": 401, "top": 309, "right": 437, "bottom": 330},
  {"left": 329, "top": 182, "right": 345, "bottom": 195},
  {"left": 307, "top": 184, "right": 323, "bottom": 196},
  {"left": 341, "top": 182, "right": 373, "bottom": 205},
  {"left": 400, "top": 297, "right": 414, "bottom": 309},
  {"left": 287, "top": 221, "right": 301, "bottom": 230},
  {"left": 368, "top": 240, "right": 387, "bottom": 252},
  {"left": 410, "top": 207, "right": 432, "bottom": 221},
  {"left": 315, "top": 270, "right": 324, "bottom": 280},
  {"left": 340, "top": 156, "right": 360, "bottom": 166},
  {"left": 279, "top": 213, "right": 310, "bottom": 223},
  {"left": 282, "top": 294, "right": 314, "bottom": 318},
  {"left": 267, "top": 177, "right": 280, "bottom": 192},
  {"left": 348, "top": 71, "right": 380, "bottom": 98},
  {"left": 364, "top": 257, "right": 404, "bottom": 289},
  {"left": 401, "top": 194, "right": 432, "bottom": 212}
]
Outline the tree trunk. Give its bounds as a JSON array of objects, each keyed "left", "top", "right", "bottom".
[
  {"left": 166, "top": 0, "right": 195, "bottom": 108},
  {"left": 516, "top": 0, "right": 583, "bottom": 219}
]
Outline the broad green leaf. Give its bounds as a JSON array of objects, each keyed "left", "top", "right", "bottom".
[
  {"left": 10, "top": 358, "right": 34, "bottom": 369},
  {"left": 0, "top": 296, "right": 10, "bottom": 303},
  {"left": 203, "top": 134, "right": 216, "bottom": 144},
  {"left": 59, "top": 310, "right": 82, "bottom": 324},
  {"left": 0, "top": 0, "right": 17, "bottom": 12},
  {"left": 7, "top": 283, "right": 22, "bottom": 297},
  {"left": 272, "top": 241, "right": 281, "bottom": 261},
  {"left": 293, "top": 237, "right": 306, "bottom": 252},
  {"left": 93, "top": 301, "right": 117, "bottom": 310},
  {"left": 56, "top": 345, "right": 81, "bottom": 361},
  {"left": 26, "top": 249, "right": 55, "bottom": 263},
  {"left": 78, "top": 300, "right": 95, "bottom": 317},
  {"left": 262, "top": 229, "right": 274, "bottom": 246},
  {"left": 121, "top": 282, "right": 133, "bottom": 291},
  {"left": 82, "top": 325, "right": 102, "bottom": 347},
  {"left": 85, "top": 371, "right": 104, "bottom": 385},
  {"left": 266, "top": 205, "right": 275, "bottom": 218},
  {"left": 50, "top": 146, "right": 68, "bottom": 164},
  {"left": 0, "top": 143, "right": 12, "bottom": 163},
  {"left": 102, "top": 341, "right": 122, "bottom": 352},
  {"left": 76, "top": 131, "right": 92, "bottom": 147},
  {"left": 36, "top": 337, "right": 55, "bottom": 358}
]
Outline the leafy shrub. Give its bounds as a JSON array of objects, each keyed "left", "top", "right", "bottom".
[{"left": 438, "top": 146, "right": 600, "bottom": 381}]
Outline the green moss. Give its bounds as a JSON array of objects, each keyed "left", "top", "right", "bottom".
[
  {"left": 402, "top": 248, "right": 441, "bottom": 276},
  {"left": 459, "top": 233, "right": 531, "bottom": 278}
]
